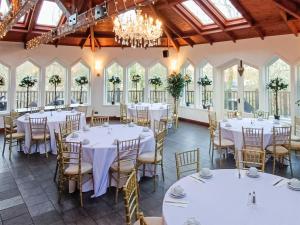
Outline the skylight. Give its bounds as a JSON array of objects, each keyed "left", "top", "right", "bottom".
[
  {"left": 209, "top": 0, "right": 242, "bottom": 20},
  {"left": 0, "top": 0, "right": 9, "bottom": 18},
  {"left": 36, "top": 0, "right": 62, "bottom": 27},
  {"left": 182, "top": 0, "right": 214, "bottom": 25}
]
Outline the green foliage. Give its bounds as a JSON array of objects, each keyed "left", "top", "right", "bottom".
[
  {"left": 49, "top": 74, "right": 62, "bottom": 86},
  {"left": 19, "top": 76, "right": 37, "bottom": 88},
  {"left": 75, "top": 76, "right": 88, "bottom": 86},
  {"left": 149, "top": 76, "right": 162, "bottom": 87},
  {"left": 266, "top": 77, "right": 288, "bottom": 92},
  {"left": 131, "top": 74, "right": 141, "bottom": 83},
  {"left": 197, "top": 75, "right": 212, "bottom": 87},
  {"left": 167, "top": 72, "right": 185, "bottom": 100},
  {"left": 108, "top": 76, "right": 121, "bottom": 85},
  {"left": 0, "top": 76, "right": 4, "bottom": 86},
  {"left": 184, "top": 74, "right": 192, "bottom": 84}
]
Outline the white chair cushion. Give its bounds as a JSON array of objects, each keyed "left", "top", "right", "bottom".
[
  {"left": 133, "top": 217, "right": 163, "bottom": 225},
  {"left": 32, "top": 133, "right": 50, "bottom": 140},
  {"left": 214, "top": 138, "right": 234, "bottom": 147},
  {"left": 291, "top": 135, "right": 300, "bottom": 142},
  {"left": 64, "top": 162, "right": 92, "bottom": 175},
  {"left": 138, "top": 152, "right": 162, "bottom": 163},
  {"left": 266, "top": 145, "right": 288, "bottom": 154},
  {"left": 291, "top": 141, "right": 300, "bottom": 151},
  {"left": 110, "top": 160, "right": 135, "bottom": 173},
  {"left": 6, "top": 132, "right": 25, "bottom": 139}
]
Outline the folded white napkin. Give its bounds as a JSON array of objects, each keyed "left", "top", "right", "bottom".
[
  {"left": 82, "top": 139, "right": 90, "bottom": 145},
  {"left": 112, "top": 139, "right": 118, "bottom": 145}
]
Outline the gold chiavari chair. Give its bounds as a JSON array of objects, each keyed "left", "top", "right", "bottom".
[
  {"left": 10, "top": 110, "right": 20, "bottom": 132},
  {"left": 58, "top": 141, "right": 93, "bottom": 207},
  {"left": 66, "top": 113, "right": 81, "bottom": 132},
  {"left": 29, "top": 117, "right": 51, "bottom": 157},
  {"left": 30, "top": 107, "right": 40, "bottom": 113},
  {"left": 137, "top": 129, "right": 166, "bottom": 191},
  {"left": 91, "top": 115, "right": 109, "bottom": 127},
  {"left": 227, "top": 111, "right": 241, "bottom": 119},
  {"left": 240, "top": 127, "right": 265, "bottom": 171},
  {"left": 266, "top": 126, "right": 293, "bottom": 176},
  {"left": 110, "top": 138, "right": 140, "bottom": 203},
  {"left": 136, "top": 106, "right": 150, "bottom": 127},
  {"left": 175, "top": 149, "right": 200, "bottom": 180},
  {"left": 208, "top": 111, "right": 217, "bottom": 156},
  {"left": 65, "top": 104, "right": 73, "bottom": 111},
  {"left": 211, "top": 122, "right": 235, "bottom": 167},
  {"left": 152, "top": 119, "right": 167, "bottom": 135},
  {"left": 161, "top": 104, "right": 177, "bottom": 131},
  {"left": 2, "top": 116, "right": 25, "bottom": 159},
  {"left": 123, "top": 170, "right": 163, "bottom": 225},
  {"left": 120, "top": 103, "right": 131, "bottom": 124},
  {"left": 77, "top": 105, "right": 88, "bottom": 115},
  {"left": 253, "top": 111, "right": 269, "bottom": 119},
  {"left": 291, "top": 116, "right": 300, "bottom": 156}
]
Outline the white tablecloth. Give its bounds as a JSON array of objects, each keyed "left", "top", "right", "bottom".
[
  {"left": 66, "top": 124, "right": 155, "bottom": 197},
  {"left": 220, "top": 118, "right": 290, "bottom": 151},
  {"left": 163, "top": 169, "right": 300, "bottom": 225},
  {"left": 127, "top": 103, "right": 168, "bottom": 123},
  {"left": 17, "top": 111, "right": 86, "bottom": 154}
]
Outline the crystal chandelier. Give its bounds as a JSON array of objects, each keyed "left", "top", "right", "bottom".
[{"left": 113, "top": 9, "right": 163, "bottom": 48}]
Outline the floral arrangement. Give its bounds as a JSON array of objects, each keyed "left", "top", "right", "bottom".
[
  {"left": 149, "top": 76, "right": 163, "bottom": 103},
  {"left": 0, "top": 76, "right": 5, "bottom": 86},
  {"left": 266, "top": 77, "right": 288, "bottom": 119},
  {"left": 198, "top": 75, "right": 212, "bottom": 109},
  {"left": 131, "top": 74, "right": 141, "bottom": 103},
  {"left": 184, "top": 74, "right": 192, "bottom": 84},
  {"left": 75, "top": 76, "right": 89, "bottom": 104},
  {"left": 19, "top": 76, "right": 37, "bottom": 109},
  {"left": 108, "top": 76, "right": 121, "bottom": 105},
  {"left": 49, "top": 74, "right": 62, "bottom": 106}
]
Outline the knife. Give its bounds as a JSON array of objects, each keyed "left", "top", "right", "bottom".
[{"left": 273, "top": 178, "right": 284, "bottom": 186}]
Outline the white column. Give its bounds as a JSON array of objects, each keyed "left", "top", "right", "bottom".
[
  {"left": 290, "top": 64, "right": 296, "bottom": 122},
  {"left": 214, "top": 67, "right": 223, "bottom": 119},
  {"left": 195, "top": 66, "right": 201, "bottom": 108},
  {"left": 144, "top": 67, "right": 149, "bottom": 103},
  {"left": 10, "top": 67, "right": 16, "bottom": 111},
  {"left": 40, "top": 66, "right": 46, "bottom": 107}
]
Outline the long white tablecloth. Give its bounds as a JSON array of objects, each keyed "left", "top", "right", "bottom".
[
  {"left": 127, "top": 103, "right": 168, "bottom": 123},
  {"left": 163, "top": 169, "right": 300, "bottom": 225},
  {"left": 66, "top": 124, "right": 155, "bottom": 197},
  {"left": 17, "top": 111, "right": 86, "bottom": 154},
  {"left": 220, "top": 118, "right": 290, "bottom": 150}
]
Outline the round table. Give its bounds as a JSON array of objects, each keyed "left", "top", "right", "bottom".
[
  {"left": 66, "top": 124, "right": 155, "bottom": 197},
  {"left": 17, "top": 110, "right": 86, "bottom": 154},
  {"left": 127, "top": 103, "right": 168, "bottom": 123},
  {"left": 163, "top": 169, "right": 300, "bottom": 225},
  {"left": 220, "top": 118, "right": 290, "bottom": 151}
]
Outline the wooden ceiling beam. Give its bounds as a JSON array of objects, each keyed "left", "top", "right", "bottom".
[
  {"left": 274, "top": 0, "right": 300, "bottom": 20},
  {"left": 230, "top": 0, "right": 264, "bottom": 39},
  {"left": 150, "top": 4, "right": 194, "bottom": 47},
  {"left": 79, "top": 29, "right": 90, "bottom": 48},
  {"left": 194, "top": 0, "right": 236, "bottom": 42},
  {"left": 172, "top": 5, "right": 213, "bottom": 45},
  {"left": 24, "top": 0, "right": 43, "bottom": 43},
  {"left": 90, "top": 26, "right": 95, "bottom": 52},
  {"left": 278, "top": 9, "right": 298, "bottom": 36},
  {"left": 95, "top": 38, "right": 101, "bottom": 49},
  {"left": 164, "top": 26, "right": 180, "bottom": 52}
]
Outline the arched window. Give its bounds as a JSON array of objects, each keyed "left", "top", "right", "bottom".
[
  {"left": 149, "top": 63, "right": 167, "bottom": 103},
  {"left": 127, "top": 63, "right": 145, "bottom": 103},
  {"left": 71, "top": 62, "right": 90, "bottom": 104},
  {"left": 224, "top": 65, "right": 238, "bottom": 111},
  {"left": 105, "top": 62, "right": 123, "bottom": 105},
  {"left": 16, "top": 61, "right": 40, "bottom": 109},
  {"left": 181, "top": 62, "right": 195, "bottom": 106},
  {"left": 0, "top": 63, "right": 9, "bottom": 111},
  {"left": 267, "top": 58, "right": 291, "bottom": 117},
  {"left": 45, "top": 61, "right": 66, "bottom": 106},
  {"left": 243, "top": 65, "right": 259, "bottom": 113},
  {"left": 200, "top": 63, "right": 214, "bottom": 108}
]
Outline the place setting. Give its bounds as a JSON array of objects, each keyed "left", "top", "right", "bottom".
[{"left": 164, "top": 185, "right": 189, "bottom": 208}]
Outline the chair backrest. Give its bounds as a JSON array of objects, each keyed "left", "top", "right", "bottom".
[
  {"left": 175, "top": 149, "right": 200, "bottom": 180},
  {"left": 10, "top": 110, "right": 20, "bottom": 119},
  {"left": 294, "top": 116, "right": 300, "bottom": 136},
  {"left": 29, "top": 117, "right": 47, "bottom": 136},
  {"left": 242, "top": 127, "right": 264, "bottom": 151},
  {"left": 115, "top": 138, "right": 140, "bottom": 175},
  {"left": 272, "top": 126, "right": 291, "bottom": 150},
  {"left": 66, "top": 113, "right": 81, "bottom": 131},
  {"left": 3, "top": 116, "right": 14, "bottom": 137},
  {"left": 136, "top": 106, "right": 149, "bottom": 126},
  {"left": 152, "top": 119, "right": 167, "bottom": 134},
  {"left": 138, "top": 213, "right": 148, "bottom": 225},
  {"left": 77, "top": 106, "right": 87, "bottom": 115},
  {"left": 59, "top": 121, "right": 73, "bottom": 140},
  {"left": 253, "top": 111, "right": 269, "bottom": 119},
  {"left": 155, "top": 129, "right": 167, "bottom": 162},
  {"left": 91, "top": 116, "right": 109, "bottom": 127},
  {"left": 120, "top": 103, "right": 128, "bottom": 122},
  {"left": 240, "top": 149, "right": 265, "bottom": 172},
  {"left": 59, "top": 141, "right": 82, "bottom": 175},
  {"left": 123, "top": 170, "right": 140, "bottom": 225},
  {"left": 30, "top": 107, "right": 40, "bottom": 113},
  {"left": 227, "top": 111, "right": 240, "bottom": 119}
]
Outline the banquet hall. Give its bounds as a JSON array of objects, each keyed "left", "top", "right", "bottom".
[{"left": 1, "top": 0, "right": 300, "bottom": 224}]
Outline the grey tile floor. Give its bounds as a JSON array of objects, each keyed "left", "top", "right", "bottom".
[{"left": 0, "top": 121, "right": 299, "bottom": 225}]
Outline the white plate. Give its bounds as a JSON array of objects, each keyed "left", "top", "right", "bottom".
[
  {"left": 246, "top": 171, "right": 260, "bottom": 178},
  {"left": 169, "top": 192, "right": 186, "bottom": 199},
  {"left": 288, "top": 182, "right": 300, "bottom": 191},
  {"left": 199, "top": 171, "right": 213, "bottom": 179}
]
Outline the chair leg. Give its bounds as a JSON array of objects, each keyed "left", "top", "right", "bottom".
[
  {"left": 53, "top": 161, "right": 58, "bottom": 183},
  {"left": 8, "top": 140, "right": 12, "bottom": 160},
  {"left": 288, "top": 153, "right": 293, "bottom": 177},
  {"left": 115, "top": 182, "right": 119, "bottom": 204},
  {"left": 272, "top": 155, "right": 276, "bottom": 174},
  {"left": 79, "top": 176, "right": 83, "bottom": 207},
  {"left": 161, "top": 161, "right": 165, "bottom": 182},
  {"left": 2, "top": 139, "right": 6, "bottom": 156},
  {"left": 44, "top": 140, "right": 48, "bottom": 158},
  {"left": 142, "top": 164, "right": 145, "bottom": 177},
  {"left": 153, "top": 164, "right": 157, "bottom": 192}
]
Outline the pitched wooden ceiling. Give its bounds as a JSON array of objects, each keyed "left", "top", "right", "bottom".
[{"left": 1, "top": 0, "right": 300, "bottom": 51}]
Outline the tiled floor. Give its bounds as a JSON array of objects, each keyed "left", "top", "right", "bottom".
[{"left": 0, "top": 121, "right": 299, "bottom": 225}]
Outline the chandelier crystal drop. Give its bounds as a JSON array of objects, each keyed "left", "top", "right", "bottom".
[{"left": 113, "top": 9, "right": 163, "bottom": 48}]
